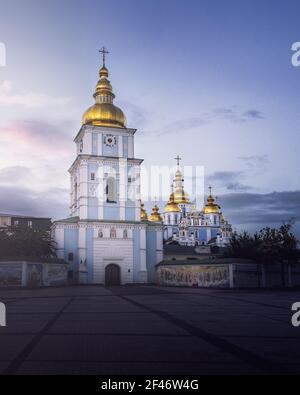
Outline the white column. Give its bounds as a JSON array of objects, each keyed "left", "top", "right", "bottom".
[
  {"left": 119, "top": 158, "right": 127, "bottom": 221},
  {"left": 98, "top": 132, "right": 103, "bottom": 156},
  {"left": 84, "top": 131, "right": 93, "bottom": 155},
  {"left": 128, "top": 135, "right": 134, "bottom": 158},
  {"left": 139, "top": 228, "right": 148, "bottom": 283},
  {"left": 78, "top": 226, "right": 88, "bottom": 284},
  {"left": 79, "top": 161, "right": 88, "bottom": 220},
  {"left": 78, "top": 226, "right": 87, "bottom": 264},
  {"left": 97, "top": 161, "right": 104, "bottom": 220},
  {"left": 118, "top": 135, "right": 123, "bottom": 158},
  {"left": 156, "top": 229, "right": 163, "bottom": 263}
]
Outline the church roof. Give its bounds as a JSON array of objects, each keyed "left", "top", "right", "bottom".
[{"left": 82, "top": 50, "right": 126, "bottom": 128}]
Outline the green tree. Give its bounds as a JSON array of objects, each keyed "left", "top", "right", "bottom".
[
  {"left": 226, "top": 231, "right": 260, "bottom": 261},
  {"left": 0, "top": 226, "right": 57, "bottom": 260},
  {"left": 226, "top": 221, "right": 299, "bottom": 286}
]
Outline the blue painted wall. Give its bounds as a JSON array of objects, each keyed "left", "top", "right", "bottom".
[
  {"left": 132, "top": 229, "right": 141, "bottom": 282},
  {"left": 103, "top": 205, "right": 120, "bottom": 220},
  {"left": 64, "top": 228, "right": 79, "bottom": 273},
  {"left": 86, "top": 227, "right": 94, "bottom": 283},
  {"left": 125, "top": 207, "right": 136, "bottom": 221},
  {"left": 102, "top": 135, "right": 119, "bottom": 157},
  {"left": 146, "top": 229, "right": 157, "bottom": 283},
  {"left": 88, "top": 197, "right": 98, "bottom": 219},
  {"left": 123, "top": 136, "right": 128, "bottom": 157},
  {"left": 92, "top": 132, "right": 98, "bottom": 155},
  {"left": 198, "top": 228, "right": 208, "bottom": 243}
]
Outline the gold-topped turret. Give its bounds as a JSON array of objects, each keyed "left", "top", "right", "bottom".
[
  {"left": 149, "top": 204, "right": 163, "bottom": 222},
  {"left": 172, "top": 155, "right": 190, "bottom": 204},
  {"left": 165, "top": 186, "right": 181, "bottom": 213},
  {"left": 203, "top": 187, "right": 221, "bottom": 214},
  {"left": 82, "top": 48, "right": 127, "bottom": 128},
  {"left": 140, "top": 202, "right": 148, "bottom": 221}
]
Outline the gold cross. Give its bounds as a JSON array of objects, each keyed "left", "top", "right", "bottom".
[{"left": 99, "top": 46, "right": 109, "bottom": 67}]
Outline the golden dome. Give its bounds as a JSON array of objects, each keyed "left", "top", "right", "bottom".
[
  {"left": 203, "top": 194, "right": 221, "bottom": 214},
  {"left": 149, "top": 205, "right": 163, "bottom": 222},
  {"left": 173, "top": 189, "right": 190, "bottom": 204},
  {"left": 165, "top": 193, "right": 181, "bottom": 213},
  {"left": 173, "top": 167, "right": 190, "bottom": 204},
  {"left": 140, "top": 202, "right": 148, "bottom": 221},
  {"left": 82, "top": 65, "right": 127, "bottom": 128}
]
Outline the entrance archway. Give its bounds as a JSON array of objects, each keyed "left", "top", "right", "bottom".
[{"left": 105, "top": 264, "right": 121, "bottom": 286}]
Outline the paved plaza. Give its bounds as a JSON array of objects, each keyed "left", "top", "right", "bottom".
[{"left": 0, "top": 285, "right": 300, "bottom": 375}]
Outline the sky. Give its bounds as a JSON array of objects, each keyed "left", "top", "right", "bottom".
[{"left": 0, "top": 0, "right": 299, "bottom": 236}]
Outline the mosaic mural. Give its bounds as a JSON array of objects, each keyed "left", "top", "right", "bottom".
[{"left": 157, "top": 264, "right": 230, "bottom": 288}]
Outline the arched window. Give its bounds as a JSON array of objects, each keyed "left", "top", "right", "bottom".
[
  {"left": 123, "top": 229, "right": 128, "bottom": 239},
  {"left": 106, "top": 176, "right": 117, "bottom": 203},
  {"left": 110, "top": 228, "right": 116, "bottom": 239},
  {"left": 98, "top": 229, "right": 103, "bottom": 238}
]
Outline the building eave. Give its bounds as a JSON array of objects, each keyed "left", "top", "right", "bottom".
[{"left": 68, "top": 154, "right": 144, "bottom": 173}]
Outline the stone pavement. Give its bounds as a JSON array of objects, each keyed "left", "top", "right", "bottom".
[{"left": 0, "top": 285, "right": 299, "bottom": 375}]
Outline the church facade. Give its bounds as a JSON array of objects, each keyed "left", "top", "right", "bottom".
[
  {"left": 52, "top": 54, "right": 163, "bottom": 285},
  {"left": 162, "top": 163, "right": 233, "bottom": 247}
]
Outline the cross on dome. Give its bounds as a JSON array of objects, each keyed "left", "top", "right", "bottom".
[
  {"left": 99, "top": 46, "right": 109, "bottom": 67},
  {"left": 174, "top": 155, "right": 182, "bottom": 168}
]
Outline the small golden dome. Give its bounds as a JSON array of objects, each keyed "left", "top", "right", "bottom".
[
  {"left": 82, "top": 65, "right": 127, "bottom": 128},
  {"left": 149, "top": 205, "right": 163, "bottom": 222},
  {"left": 140, "top": 202, "right": 148, "bottom": 221},
  {"left": 165, "top": 193, "right": 181, "bottom": 213},
  {"left": 203, "top": 194, "right": 221, "bottom": 214}
]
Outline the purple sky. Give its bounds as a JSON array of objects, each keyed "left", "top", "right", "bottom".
[{"left": 0, "top": 0, "right": 299, "bottom": 236}]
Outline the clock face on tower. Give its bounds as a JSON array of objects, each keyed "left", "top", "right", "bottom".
[{"left": 104, "top": 134, "right": 117, "bottom": 147}]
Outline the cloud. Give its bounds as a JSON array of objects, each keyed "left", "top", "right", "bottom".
[
  {"left": 0, "top": 119, "right": 74, "bottom": 157},
  {"left": 226, "top": 182, "right": 252, "bottom": 191},
  {"left": 243, "top": 110, "right": 264, "bottom": 119},
  {"left": 239, "top": 154, "right": 269, "bottom": 172},
  {"left": 159, "top": 117, "right": 207, "bottom": 135},
  {"left": 120, "top": 101, "right": 149, "bottom": 129},
  {"left": 214, "top": 107, "right": 265, "bottom": 123},
  {"left": 0, "top": 185, "right": 69, "bottom": 220},
  {"left": 0, "top": 80, "right": 71, "bottom": 108},
  {"left": 220, "top": 191, "right": 300, "bottom": 227},
  {"left": 208, "top": 171, "right": 252, "bottom": 191},
  {"left": 146, "top": 106, "right": 265, "bottom": 137},
  {"left": 0, "top": 166, "right": 33, "bottom": 184},
  {"left": 209, "top": 171, "right": 242, "bottom": 182}
]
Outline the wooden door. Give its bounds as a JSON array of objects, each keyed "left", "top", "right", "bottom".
[{"left": 105, "top": 264, "right": 121, "bottom": 286}]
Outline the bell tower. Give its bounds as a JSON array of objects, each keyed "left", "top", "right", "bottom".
[{"left": 69, "top": 49, "right": 142, "bottom": 222}]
